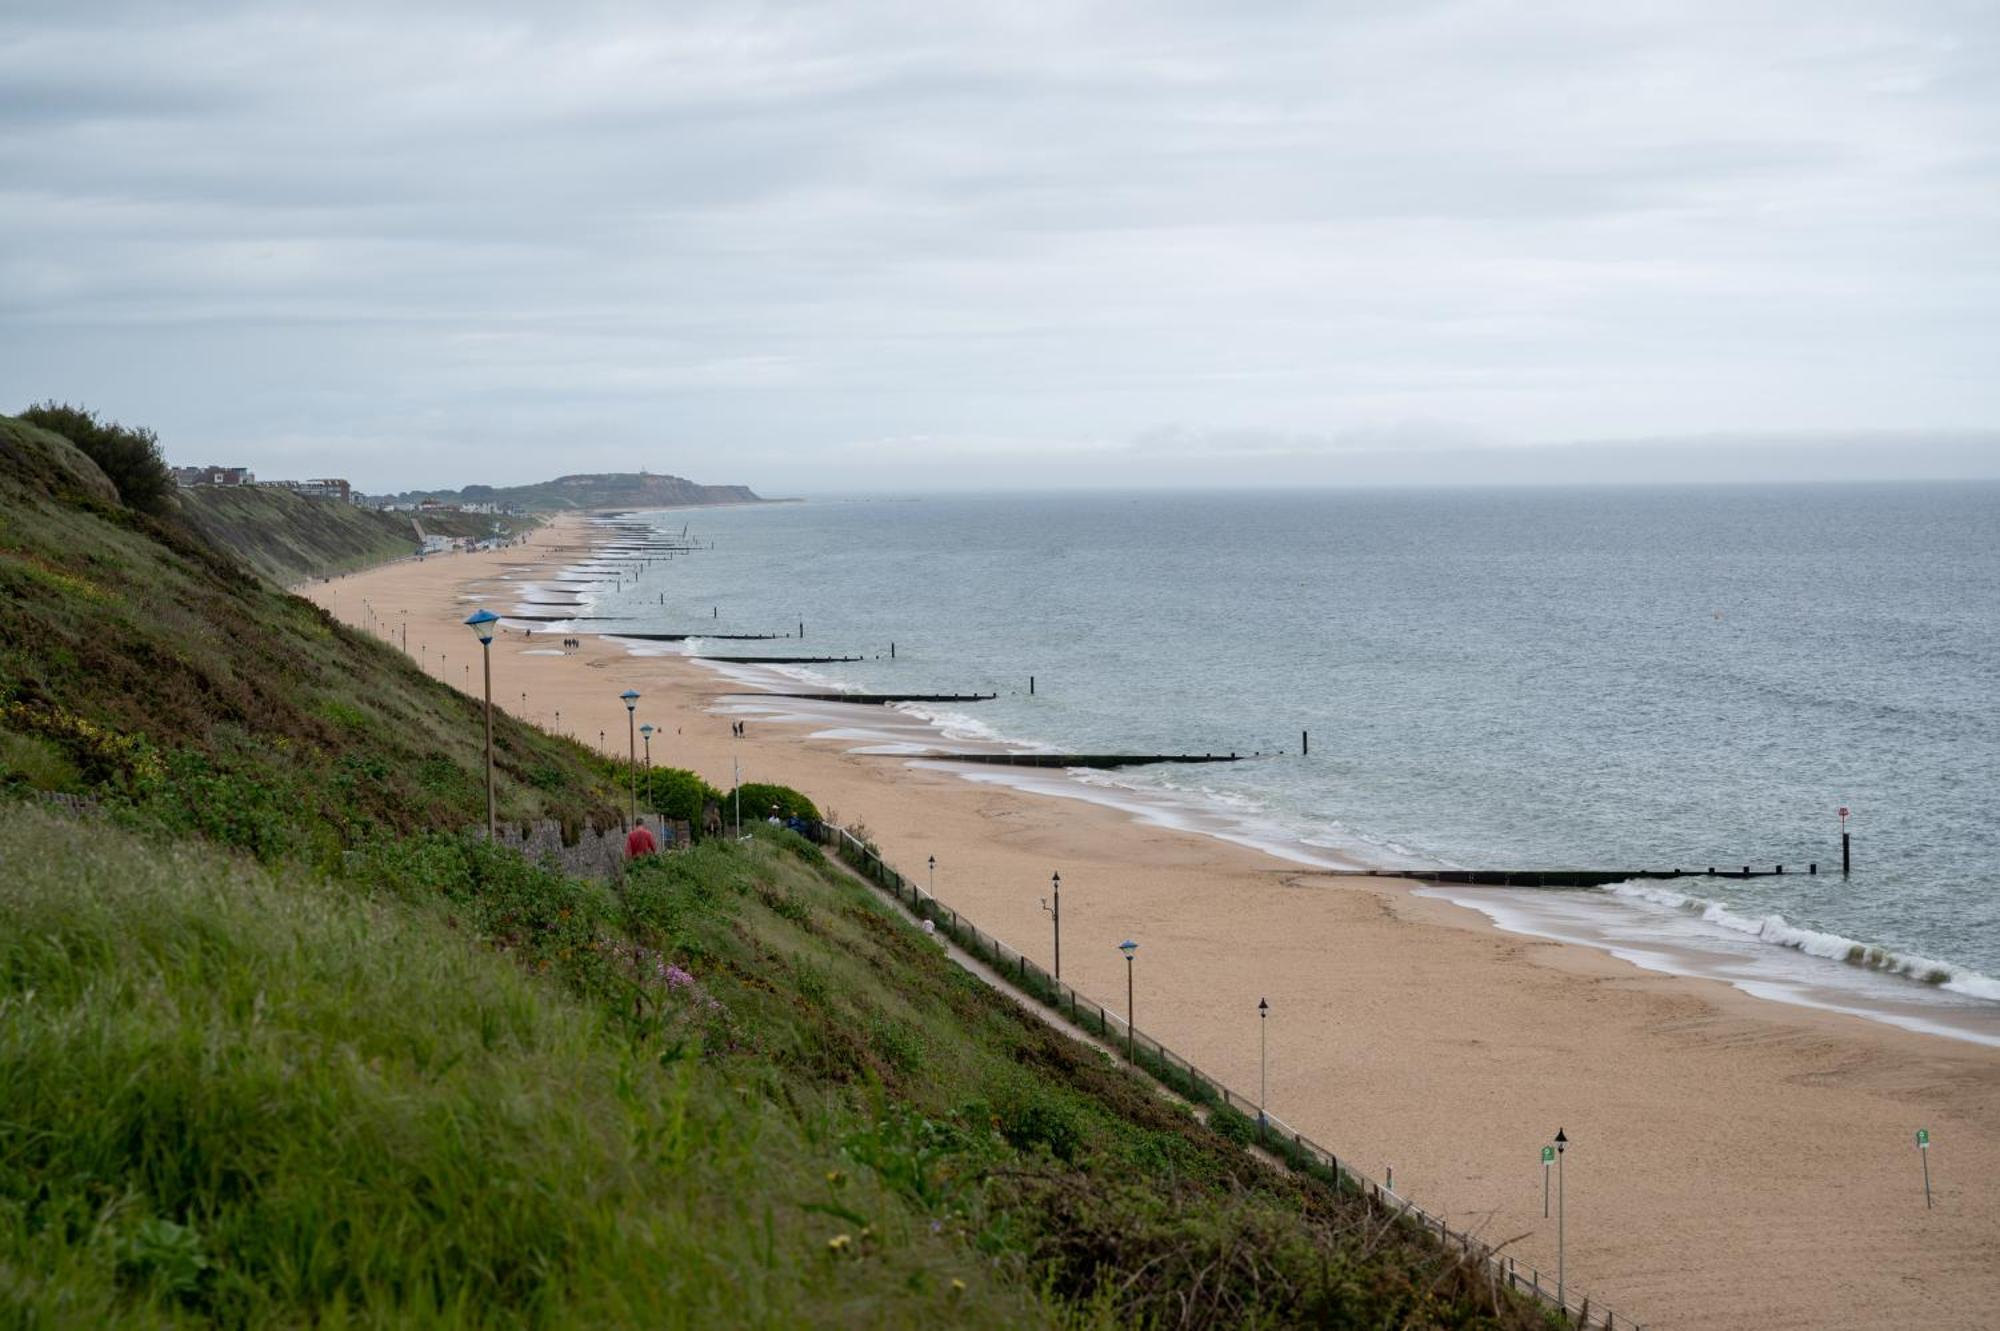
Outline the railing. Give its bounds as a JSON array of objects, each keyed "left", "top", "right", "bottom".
[{"left": 823, "top": 823, "right": 1641, "bottom": 1331}]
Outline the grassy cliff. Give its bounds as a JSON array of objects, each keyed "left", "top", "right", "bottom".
[
  {"left": 0, "top": 413, "right": 620, "bottom": 855},
  {"left": 0, "top": 412, "right": 1554, "bottom": 1328},
  {"left": 179, "top": 484, "right": 531, "bottom": 585}
]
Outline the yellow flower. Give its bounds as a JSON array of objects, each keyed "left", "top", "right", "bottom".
[
  {"left": 950, "top": 1278, "right": 966, "bottom": 1295},
  {"left": 827, "top": 1233, "right": 851, "bottom": 1254}
]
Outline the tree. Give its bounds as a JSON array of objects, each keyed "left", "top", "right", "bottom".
[{"left": 17, "top": 402, "right": 176, "bottom": 516}]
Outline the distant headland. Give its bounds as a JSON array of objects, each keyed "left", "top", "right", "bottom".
[{"left": 366, "top": 470, "right": 769, "bottom": 513}]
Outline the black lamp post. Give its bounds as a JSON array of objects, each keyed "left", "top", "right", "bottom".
[
  {"left": 1258, "top": 997, "right": 1269, "bottom": 1125},
  {"left": 1118, "top": 939, "right": 1138, "bottom": 1061},
  {"left": 1042, "top": 871, "right": 1062, "bottom": 980}
]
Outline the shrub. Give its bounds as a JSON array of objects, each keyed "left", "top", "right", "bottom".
[
  {"left": 736, "top": 781, "right": 819, "bottom": 823},
  {"left": 1207, "top": 1103, "right": 1256, "bottom": 1145},
  {"left": 649, "top": 765, "right": 722, "bottom": 827},
  {"left": 18, "top": 401, "right": 175, "bottom": 516},
  {"left": 995, "top": 1085, "right": 1084, "bottom": 1162}
]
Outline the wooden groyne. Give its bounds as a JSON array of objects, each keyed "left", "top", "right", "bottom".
[
  {"left": 614, "top": 632, "right": 789, "bottom": 642},
  {"left": 921, "top": 752, "right": 1252, "bottom": 770},
  {"left": 1312, "top": 865, "right": 1799, "bottom": 888},
  {"left": 723, "top": 692, "right": 998, "bottom": 704},
  {"left": 701, "top": 654, "right": 865, "bottom": 664}
]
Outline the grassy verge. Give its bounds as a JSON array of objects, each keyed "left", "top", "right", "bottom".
[{"left": 2, "top": 803, "right": 1557, "bottom": 1328}]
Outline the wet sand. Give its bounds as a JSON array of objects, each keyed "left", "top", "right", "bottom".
[{"left": 307, "top": 514, "right": 2000, "bottom": 1329}]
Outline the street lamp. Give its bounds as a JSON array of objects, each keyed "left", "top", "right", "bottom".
[
  {"left": 1554, "top": 1128, "right": 1568, "bottom": 1309},
  {"left": 463, "top": 609, "right": 499, "bottom": 839},
  {"left": 927, "top": 854, "right": 935, "bottom": 898},
  {"left": 1258, "top": 997, "right": 1269, "bottom": 1126},
  {"left": 1041, "top": 871, "right": 1062, "bottom": 980},
  {"left": 1118, "top": 939, "right": 1138, "bottom": 1061},
  {"left": 620, "top": 690, "right": 640, "bottom": 829},
  {"left": 640, "top": 723, "right": 655, "bottom": 813}
]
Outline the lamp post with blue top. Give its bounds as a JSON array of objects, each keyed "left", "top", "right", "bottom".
[
  {"left": 621, "top": 690, "right": 641, "bottom": 829},
  {"left": 463, "top": 609, "right": 499, "bottom": 839}
]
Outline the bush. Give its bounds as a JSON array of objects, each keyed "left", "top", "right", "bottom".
[
  {"left": 1207, "top": 1103, "right": 1256, "bottom": 1145},
  {"left": 995, "top": 1085, "right": 1084, "bottom": 1162},
  {"left": 737, "top": 781, "right": 819, "bottom": 823},
  {"left": 649, "top": 765, "right": 723, "bottom": 827},
  {"left": 18, "top": 401, "right": 175, "bottom": 516}
]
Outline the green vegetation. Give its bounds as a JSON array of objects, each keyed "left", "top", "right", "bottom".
[
  {"left": 17, "top": 401, "right": 175, "bottom": 516},
  {"left": 180, "top": 484, "right": 534, "bottom": 586},
  {"left": 0, "top": 413, "right": 618, "bottom": 853},
  {"left": 1, "top": 805, "right": 1552, "bottom": 1328},
  {"left": 0, "top": 410, "right": 1557, "bottom": 1326}
]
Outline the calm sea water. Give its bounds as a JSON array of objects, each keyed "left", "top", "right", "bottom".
[{"left": 580, "top": 485, "right": 2000, "bottom": 1006}]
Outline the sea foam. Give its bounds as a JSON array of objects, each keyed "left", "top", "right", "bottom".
[{"left": 1604, "top": 881, "right": 2000, "bottom": 1003}]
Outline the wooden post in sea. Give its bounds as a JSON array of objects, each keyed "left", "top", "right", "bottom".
[
  {"left": 1302, "top": 729, "right": 1309, "bottom": 756},
  {"left": 1029, "top": 675, "right": 1035, "bottom": 695}
]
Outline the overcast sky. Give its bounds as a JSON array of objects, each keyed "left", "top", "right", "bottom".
[{"left": 3, "top": 1, "right": 1996, "bottom": 492}]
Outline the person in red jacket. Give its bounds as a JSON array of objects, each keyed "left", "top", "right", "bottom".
[{"left": 625, "top": 822, "right": 658, "bottom": 860}]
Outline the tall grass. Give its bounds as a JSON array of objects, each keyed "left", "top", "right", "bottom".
[{"left": 0, "top": 806, "right": 1034, "bottom": 1328}]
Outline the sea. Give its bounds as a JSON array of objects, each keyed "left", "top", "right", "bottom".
[{"left": 542, "top": 485, "right": 2000, "bottom": 1044}]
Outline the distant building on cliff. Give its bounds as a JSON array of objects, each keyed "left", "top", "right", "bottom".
[
  {"left": 277, "top": 478, "right": 354, "bottom": 502},
  {"left": 172, "top": 465, "right": 256, "bottom": 488}
]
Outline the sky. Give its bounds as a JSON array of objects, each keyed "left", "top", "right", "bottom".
[{"left": 2, "top": 0, "right": 1996, "bottom": 492}]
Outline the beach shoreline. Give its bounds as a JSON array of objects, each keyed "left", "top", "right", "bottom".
[{"left": 307, "top": 511, "right": 2000, "bottom": 1329}]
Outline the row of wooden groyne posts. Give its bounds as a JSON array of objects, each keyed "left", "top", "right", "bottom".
[{"left": 524, "top": 524, "right": 1806, "bottom": 889}]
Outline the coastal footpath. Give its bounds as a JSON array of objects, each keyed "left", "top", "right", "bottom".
[{"left": 310, "top": 512, "right": 2000, "bottom": 1330}]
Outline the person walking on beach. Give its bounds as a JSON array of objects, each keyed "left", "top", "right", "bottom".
[{"left": 625, "top": 821, "right": 658, "bottom": 860}]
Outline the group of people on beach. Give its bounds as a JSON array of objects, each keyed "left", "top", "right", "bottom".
[{"left": 731, "top": 720, "right": 747, "bottom": 737}]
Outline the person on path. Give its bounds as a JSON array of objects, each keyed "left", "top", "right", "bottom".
[{"left": 625, "top": 822, "right": 658, "bottom": 859}]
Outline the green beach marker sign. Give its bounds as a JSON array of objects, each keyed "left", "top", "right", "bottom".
[
  {"left": 1541, "top": 1144, "right": 1554, "bottom": 1218},
  {"left": 1916, "top": 1128, "right": 1933, "bottom": 1209}
]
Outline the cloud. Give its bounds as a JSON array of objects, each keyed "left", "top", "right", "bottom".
[{"left": 0, "top": 0, "right": 1995, "bottom": 490}]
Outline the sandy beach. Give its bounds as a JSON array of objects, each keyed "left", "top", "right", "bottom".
[{"left": 308, "top": 514, "right": 2000, "bottom": 1330}]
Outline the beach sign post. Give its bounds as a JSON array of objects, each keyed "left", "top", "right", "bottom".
[
  {"left": 1553, "top": 1128, "right": 1567, "bottom": 1309},
  {"left": 1541, "top": 1144, "right": 1554, "bottom": 1218},
  {"left": 1839, "top": 806, "right": 1852, "bottom": 875},
  {"left": 1917, "top": 1128, "right": 1932, "bottom": 1208}
]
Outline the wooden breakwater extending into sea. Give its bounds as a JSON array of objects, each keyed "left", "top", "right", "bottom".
[
  {"left": 702, "top": 654, "right": 865, "bottom": 664},
  {"left": 724, "top": 691, "right": 997, "bottom": 704},
  {"left": 1316, "top": 864, "right": 1810, "bottom": 888},
  {"left": 615, "top": 632, "right": 790, "bottom": 642},
  {"left": 821, "top": 824, "right": 1642, "bottom": 1331},
  {"left": 920, "top": 750, "right": 1262, "bottom": 769}
]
